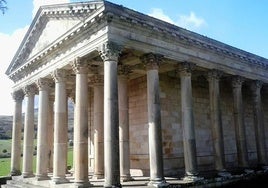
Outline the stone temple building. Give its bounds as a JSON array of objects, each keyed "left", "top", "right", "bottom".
[{"left": 5, "top": 0, "right": 268, "bottom": 187}]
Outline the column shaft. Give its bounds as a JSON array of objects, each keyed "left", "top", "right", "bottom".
[
  {"left": 208, "top": 71, "right": 225, "bottom": 171},
  {"left": 141, "top": 53, "right": 167, "bottom": 187},
  {"left": 36, "top": 78, "right": 51, "bottom": 180},
  {"left": 92, "top": 75, "right": 104, "bottom": 179},
  {"left": 72, "top": 59, "right": 89, "bottom": 184},
  {"left": 100, "top": 42, "right": 121, "bottom": 187},
  {"left": 118, "top": 73, "right": 132, "bottom": 181},
  {"left": 251, "top": 81, "right": 267, "bottom": 165},
  {"left": 10, "top": 90, "right": 24, "bottom": 176},
  {"left": 232, "top": 76, "right": 248, "bottom": 167},
  {"left": 104, "top": 60, "right": 120, "bottom": 187},
  {"left": 52, "top": 69, "right": 68, "bottom": 183},
  {"left": 179, "top": 63, "right": 198, "bottom": 177},
  {"left": 22, "top": 86, "right": 35, "bottom": 177}
]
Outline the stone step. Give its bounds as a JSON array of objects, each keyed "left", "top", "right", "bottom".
[{"left": 4, "top": 179, "right": 48, "bottom": 188}]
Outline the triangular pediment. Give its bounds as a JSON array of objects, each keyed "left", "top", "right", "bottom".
[
  {"left": 6, "top": 1, "right": 104, "bottom": 75},
  {"left": 29, "top": 19, "right": 80, "bottom": 59}
]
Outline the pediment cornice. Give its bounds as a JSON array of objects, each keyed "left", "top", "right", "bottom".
[
  {"left": 6, "top": 0, "right": 105, "bottom": 76},
  {"left": 105, "top": 1, "right": 268, "bottom": 69}
]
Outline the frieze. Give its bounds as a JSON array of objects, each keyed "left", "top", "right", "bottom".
[{"left": 109, "top": 5, "right": 268, "bottom": 69}]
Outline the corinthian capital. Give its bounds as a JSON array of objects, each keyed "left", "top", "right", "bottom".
[
  {"left": 250, "top": 80, "right": 263, "bottom": 91},
  {"left": 23, "top": 85, "right": 37, "bottom": 97},
  {"left": 35, "top": 78, "right": 52, "bottom": 91},
  {"left": 118, "top": 63, "right": 132, "bottom": 76},
  {"left": 141, "top": 53, "right": 163, "bottom": 70},
  {"left": 98, "top": 42, "right": 121, "bottom": 61},
  {"left": 12, "top": 90, "right": 24, "bottom": 102},
  {"left": 51, "top": 69, "right": 67, "bottom": 82},
  {"left": 231, "top": 76, "right": 245, "bottom": 89},
  {"left": 207, "top": 69, "right": 223, "bottom": 81},
  {"left": 176, "top": 62, "right": 195, "bottom": 77},
  {"left": 89, "top": 74, "right": 104, "bottom": 85},
  {"left": 71, "top": 57, "right": 88, "bottom": 74}
]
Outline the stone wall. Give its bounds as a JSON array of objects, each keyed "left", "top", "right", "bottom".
[{"left": 128, "top": 73, "right": 267, "bottom": 176}]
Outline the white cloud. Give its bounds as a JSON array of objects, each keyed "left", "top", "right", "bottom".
[
  {"left": 149, "top": 8, "right": 206, "bottom": 31},
  {"left": 148, "top": 8, "right": 175, "bottom": 25},
  {"left": 177, "top": 11, "right": 206, "bottom": 29},
  {"left": 32, "top": 0, "right": 70, "bottom": 18},
  {"left": 0, "top": 26, "right": 29, "bottom": 115}
]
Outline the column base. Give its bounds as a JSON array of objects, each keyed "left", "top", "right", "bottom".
[
  {"left": 104, "top": 182, "right": 122, "bottom": 188},
  {"left": 22, "top": 172, "right": 34, "bottom": 178},
  {"left": 35, "top": 174, "right": 50, "bottom": 181},
  {"left": 120, "top": 174, "right": 134, "bottom": 182},
  {"left": 92, "top": 173, "right": 104, "bottom": 180},
  {"left": 182, "top": 175, "right": 204, "bottom": 183},
  {"left": 51, "top": 177, "right": 69, "bottom": 184},
  {"left": 244, "top": 169, "right": 254, "bottom": 174},
  {"left": 10, "top": 169, "right": 21, "bottom": 176},
  {"left": 217, "top": 169, "right": 232, "bottom": 178},
  {"left": 73, "top": 181, "right": 92, "bottom": 188},
  {"left": 147, "top": 178, "right": 169, "bottom": 188}
]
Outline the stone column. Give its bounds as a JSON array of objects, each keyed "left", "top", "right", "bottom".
[
  {"left": 35, "top": 78, "right": 51, "bottom": 180},
  {"left": 10, "top": 90, "right": 24, "bottom": 176},
  {"left": 207, "top": 70, "right": 226, "bottom": 172},
  {"left": 251, "top": 80, "right": 267, "bottom": 165},
  {"left": 47, "top": 95, "right": 54, "bottom": 173},
  {"left": 51, "top": 69, "right": 68, "bottom": 183},
  {"left": 232, "top": 76, "right": 248, "bottom": 168},
  {"left": 90, "top": 75, "right": 104, "bottom": 179},
  {"left": 71, "top": 58, "right": 90, "bottom": 186},
  {"left": 141, "top": 53, "right": 167, "bottom": 187},
  {"left": 118, "top": 64, "right": 133, "bottom": 182},
  {"left": 178, "top": 62, "right": 199, "bottom": 180},
  {"left": 22, "top": 85, "right": 36, "bottom": 178},
  {"left": 99, "top": 42, "right": 121, "bottom": 188}
]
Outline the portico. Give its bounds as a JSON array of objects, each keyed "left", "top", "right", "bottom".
[{"left": 5, "top": 1, "right": 268, "bottom": 188}]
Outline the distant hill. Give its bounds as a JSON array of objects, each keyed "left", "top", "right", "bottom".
[{"left": 0, "top": 99, "right": 74, "bottom": 140}]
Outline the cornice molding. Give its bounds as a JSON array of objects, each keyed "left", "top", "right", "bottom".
[{"left": 6, "top": 1, "right": 105, "bottom": 77}]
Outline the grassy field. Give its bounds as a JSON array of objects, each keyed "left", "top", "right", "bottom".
[
  {"left": 0, "top": 139, "right": 74, "bottom": 177},
  {"left": 0, "top": 139, "right": 12, "bottom": 154}
]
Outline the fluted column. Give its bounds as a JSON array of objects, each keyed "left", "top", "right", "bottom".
[
  {"left": 118, "top": 64, "right": 133, "bottom": 182},
  {"left": 35, "top": 78, "right": 52, "bottom": 180},
  {"left": 99, "top": 42, "right": 121, "bottom": 188},
  {"left": 22, "top": 85, "right": 36, "bottom": 178},
  {"left": 51, "top": 69, "right": 68, "bottom": 183},
  {"left": 90, "top": 75, "right": 104, "bottom": 179},
  {"left": 232, "top": 76, "right": 248, "bottom": 168},
  {"left": 10, "top": 90, "right": 24, "bottom": 176},
  {"left": 251, "top": 80, "right": 267, "bottom": 165},
  {"left": 207, "top": 70, "right": 226, "bottom": 171},
  {"left": 178, "top": 62, "right": 199, "bottom": 179},
  {"left": 141, "top": 53, "right": 167, "bottom": 187},
  {"left": 71, "top": 58, "right": 90, "bottom": 186}
]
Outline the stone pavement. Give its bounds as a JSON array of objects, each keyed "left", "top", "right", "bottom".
[{"left": 3, "top": 168, "right": 268, "bottom": 188}]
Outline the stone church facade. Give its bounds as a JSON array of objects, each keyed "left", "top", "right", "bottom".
[{"left": 5, "top": 1, "right": 268, "bottom": 187}]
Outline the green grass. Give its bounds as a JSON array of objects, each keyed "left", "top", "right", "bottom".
[
  {"left": 0, "top": 139, "right": 74, "bottom": 177},
  {"left": 0, "top": 139, "right": 12, "bottom": 154},
  {"left": 0, "top": 157, "right": 11, "bottom": 177}
]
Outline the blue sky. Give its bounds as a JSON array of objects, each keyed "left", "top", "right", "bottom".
[{"left": 0, "top": 0, "right": 268, "bottom": 115}]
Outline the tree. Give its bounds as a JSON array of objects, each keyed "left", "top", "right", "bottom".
[{"left": 0, "top": 0, "right": 7, "bottom": 14}]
